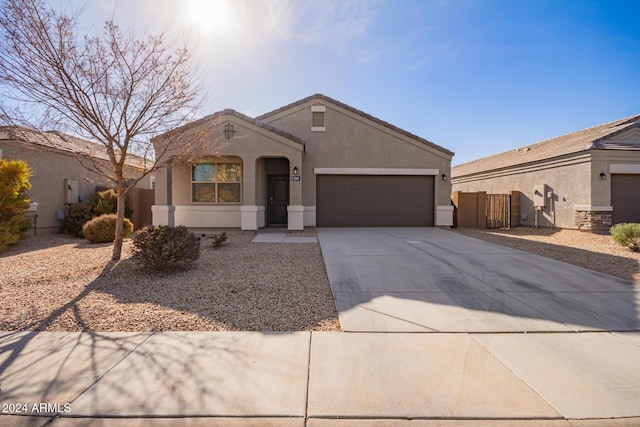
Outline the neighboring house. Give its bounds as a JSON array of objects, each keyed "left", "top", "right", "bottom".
[
  {"left": 451, "top": 114, "right": 640, "bottom": 231},
  {"left": 151, "top": 94, "right": 454, "bottom": 231},
  {"left": 0, "top": 127, "right": 154, "bottom": 234}
]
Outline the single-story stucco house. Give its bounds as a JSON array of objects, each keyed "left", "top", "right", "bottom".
[
  {"left": 151, "top": 94, "right": 454, "bottom": 231},
  {"left": 0, "top": 126, "right": 153, "bottom": 234},
  {"left": 451, "top": 114, "right": 640, "bottom": 231}
]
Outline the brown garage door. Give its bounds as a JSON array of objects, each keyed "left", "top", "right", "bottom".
[
  {"left": 316, "top": 175, "right": 434, "bottom": 227},
  {"left": 611, "top": 174, "right": 640, "bottom": 224}
]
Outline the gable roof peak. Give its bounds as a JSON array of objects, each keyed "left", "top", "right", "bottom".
[
  {"left": 257, "top": 93, "right": 454, "bottom": 157},
  {"left": 151, "top": 108, "right": 305, "bottom": 146}
]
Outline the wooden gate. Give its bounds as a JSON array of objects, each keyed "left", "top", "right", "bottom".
[
  {"left": 486, "top": 194, "right": 510, "bottom": 229},
  {"left": 127, "top": 188, "right": 155, "bottom": 230},
  {"left": 451, "top": 191, "right": 520, "bottom": 229}
]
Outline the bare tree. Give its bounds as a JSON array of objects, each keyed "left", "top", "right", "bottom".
[{"left": 0, "top": 0, "right": 205, "bottom": 261}]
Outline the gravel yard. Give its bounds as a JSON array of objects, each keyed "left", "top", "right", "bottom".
[
  {"left": 4, "top": 226, "right": 637, "bottom": 333},
  {"left": 454, "top": 227, "right": 640, "bottom": 284},
  {"left": 0, "top": 231, "right": 340, "bottom": 332}
]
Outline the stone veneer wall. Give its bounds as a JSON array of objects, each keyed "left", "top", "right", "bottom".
[{"left": 574, "top": 210, "right": 612, "bottom": 232}]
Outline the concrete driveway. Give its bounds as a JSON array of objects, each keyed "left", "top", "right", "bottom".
[{"left": 317, "top": 227, "right": 640, "bottom": 332}]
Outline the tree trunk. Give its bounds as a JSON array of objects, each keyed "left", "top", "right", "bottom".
[{"left": 112, "top": 169, "right": 125, "bottom": 261}]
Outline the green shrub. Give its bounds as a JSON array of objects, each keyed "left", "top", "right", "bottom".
[
  {"left": 0, "top": 159, "right": 32, "bottom": 252},
  {"left": 211, "top": 232, "right": 228, "bottom": 249},
  {"left": 65, "top": 202, "right": 94, "bottom": 236},
  {"left": 82, "top": 214, "right": 133, "bottom": 243},
  {"left": 133, "top": 225, "right": 200, "bottom": 271},
  {"left": 65, "top": 189, "right": 133, "bottom": 236},
  {"left": 611, "top": 223, "right": 640, "bottom": 252},
  {"left": 92, "top": 189, "right": 118, "bottom": 216}
]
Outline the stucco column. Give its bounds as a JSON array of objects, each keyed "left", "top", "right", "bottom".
[
  {"left": 288, "top": 152, "right": 304, "bottom": 230},
  {"left": 240, "top": 155, "right": 263, "bottom": 230},
  {"left": 151, "top": 161, "right": 175, "bottom": 226},
  {"left": 242, "top": 155, "right": 256, "bottom": 206},
  {"left": 288, "top": 153, "right": 303, "bottom": 205}
]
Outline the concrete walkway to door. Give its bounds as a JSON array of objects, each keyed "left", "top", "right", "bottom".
[{"left": 317, "top": 227, "right": 640, "bottom": 332}]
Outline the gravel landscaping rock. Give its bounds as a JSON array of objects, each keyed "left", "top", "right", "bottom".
[
  {"left": 0, "top": 231, "right": 340, "bottom": 332},
  {"left": 454, "top": 227, "right": 640, "bottom": 284},
  {"left": 6, "top": 226, "right": 635, "bottom": 333}
]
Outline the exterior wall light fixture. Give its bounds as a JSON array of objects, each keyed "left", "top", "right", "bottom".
[
  {"left": 600, "top": 172, "right": 607, "bottom": 180},
  {"left": 442, "top": 174, "right": 447, "bottom": 181},
  {"left": 293, "top": 166, "right": 299, "bottom": 175}
]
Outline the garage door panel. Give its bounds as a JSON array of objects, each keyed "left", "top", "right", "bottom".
[
  {"left": 612, "top": 174, "right": 640, "bottom": 224},
  {"left": 316, "top": 175, "right": 434, "bottom": 227}
]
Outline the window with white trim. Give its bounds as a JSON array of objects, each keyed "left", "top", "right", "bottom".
[{"left": 192, "top": 162, "right": 242, "bottom": 203}]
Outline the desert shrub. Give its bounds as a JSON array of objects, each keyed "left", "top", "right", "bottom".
[
  {"left": 211, "top": 232, "right": 228, "bottom": 249},
  {"left": 133, "top": 225, "right": 200, "bottom": 271},
  {"left": 65, "top": 202, "right": 94, "bottom": 236},
  {"left": 92, "top": 189, "right": 118, "bottom": 216},
  {"left": 65, "top": 189, "right": 133, "bottom": 236},
  {"left": 91, "top": 188, "right": 133, "bottom": 218},
  {"left": 611, "top": 223, "right": 640, "bottom": 252},
  {"left": 0, "top": 159, "right": 32, "bottom": 252},
  {"left": 82, "top": 214, "right": 133, "bottom": 243}
]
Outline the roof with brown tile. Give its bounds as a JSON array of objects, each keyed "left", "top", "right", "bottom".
[
  {"left": 452, "top": 114, "right": 640, "bottom": 178},
  {"left": 257, "top": 93, "right": 454, "bottom": 156}
]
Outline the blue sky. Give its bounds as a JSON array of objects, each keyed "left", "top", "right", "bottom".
[{"left": 73, "top": 0, "right": 639, "bottom": 165}]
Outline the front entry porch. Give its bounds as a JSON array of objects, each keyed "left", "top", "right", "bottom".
[{"left": 152, "top": 157, "right": 304, "bottom": 232}]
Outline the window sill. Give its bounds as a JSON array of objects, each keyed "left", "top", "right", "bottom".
[
  {"left": 190, "top": 202, "right": 243, "bottom": 205},
  {"left": 311, "top": 127, "right": 326, "bottom": 132}
]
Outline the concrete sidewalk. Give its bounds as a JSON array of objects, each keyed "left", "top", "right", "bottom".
[{"left": 2, "top": 330, "right": 640, "bottom": 426}]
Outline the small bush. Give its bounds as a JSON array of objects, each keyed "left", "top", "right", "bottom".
[
  {"left": 65, "top": 189, "right": 133, "bottom": 237},
  {"left": 90, "top": 188, "right": 133, "bottom": 218},
  {"left": 92, "top": 189, "right": 118, "bottom": 216},
  {"left": 133, "top": 225, "right": 200, "bottom": 271},
  {"left": 82, "top": 214, "right": 133, "bottom": 243},
  {"left": 66, "top": 202, "right": 94, "bottom": 236},
  {"left": 611, "top": 223, "right": 640, "bottom": 252},
  {"left": 211, "top": 232, "right": 228, "bottom": 249}
]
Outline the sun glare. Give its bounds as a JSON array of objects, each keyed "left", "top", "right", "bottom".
[{"left": 185, "top": 0, "right": 234, "bottom": 34}]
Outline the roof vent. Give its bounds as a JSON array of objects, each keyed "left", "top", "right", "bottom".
[{"left": 311, "top": 105, "right": 326, "bottom": 132}]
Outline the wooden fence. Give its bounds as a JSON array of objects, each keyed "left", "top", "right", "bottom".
[
  {"left": 451, "top": 191, "right": 520, "bottom": 229},
  {"left": 95, "top": 186, "right": 155, "bottom": 230},
  {"left": 127, "top": 188, "right": 155, "bottom": 230}
]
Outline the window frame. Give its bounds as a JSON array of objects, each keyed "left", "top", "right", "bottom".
[
  {"left": 191, "top": 161, "right": 242, "bottom": 204},
  {"left": 311, "top": 105, "right": 326, "bottom": 132}
]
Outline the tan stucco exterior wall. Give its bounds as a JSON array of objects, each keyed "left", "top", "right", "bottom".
[
  {"left": 154, "top": 117, "right": 303, "bottom": 207},
  {"left": 452, "top": 153, "right": 593, "bottom": 229},
  {"left": 0, "top": 141, "right": 149, "bottom": 233},
  {"left": 260, "top": 99, "right": 453, "bottom": 210},
  {"left": 591, "top": 150, "right": 640, "bottom": 206},
  {"left": 453, "top": 149, "right": 640, "bottom": 230},
  {"left": 152, "top": 114, "right": 304, "bottom": 229},
  {"left": 153, "top": 98, "right": 454, "bottom": 229}
]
